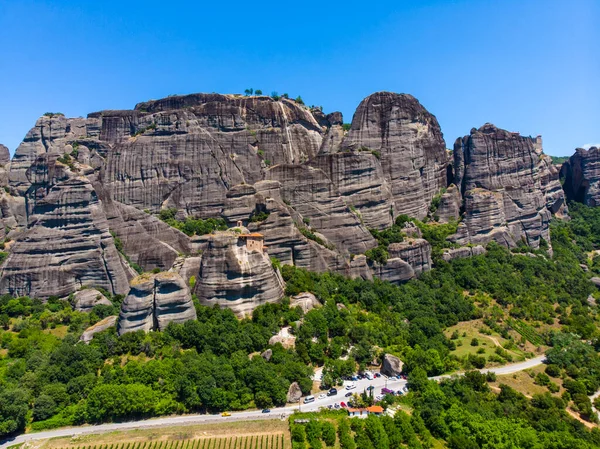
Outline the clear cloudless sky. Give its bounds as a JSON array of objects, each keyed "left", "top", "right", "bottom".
[{"left": 0, "top": 0, "right": 598, "bottom": 155}]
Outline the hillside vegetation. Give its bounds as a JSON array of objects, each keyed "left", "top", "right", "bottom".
[{"left": 1, "top": 205, "right": 600, "bottom": 448}]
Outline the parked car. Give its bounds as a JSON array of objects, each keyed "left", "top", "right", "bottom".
[
  {"left": 334, "top": 403, "right": 340, "bottom": 409},
  {"left": 318, "top": 393, "right": 327, "bottom": 400},
  {"left": 351, "top": 375, "right": 358, "bottom": 381},
  {"left": 304, "top": 395, "right": 315, "bottom": 404},
  {"left": 346, "top": 382, "right": 356, "bottom": 390},
  {"left": 375, "top": 395, "right": 383, "bottom": 401},
  {"left": 365, "top": 371, "right": 373, "bottom": 380},
  {"left": 262, "top": 409, "right": 271, "bottom": 413},
  {"left": 381, "top": 387, "right": 394, "bottom": 394},
  {"left": 402, "top": 386, "right": 409, "bottom": 393},
  {"left": 374, "top": 372, "right": 381, "bottom": 378},
  {"left": 345, "top": 392, "right": 353, "bottom": 397},
  {"left": 340, "top": 401, "right": 347, "bottom": 408},
  {"left": 221, "top": 412, "right": 231, "bottom": 417},
  {"left": 327, "top": 388, "right": 338, "bottom": 396}
]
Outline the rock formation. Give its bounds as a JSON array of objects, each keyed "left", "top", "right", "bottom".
[
  {"left": 286, "top": 382, "right": 303, "bottom": 403},
  {"left": 441, "top": 245, "right": 486, "bottom": 262},
  {"left": 117, "top": 272, "right": 196, "bottom": 335},
  {"left": 0, "top": 178, "right": 130, "bottom": 298},
  {"left": 195, "top": 231, "right": 285, "bottom": 317},
  {"left": 290, "top": 292, "right": 321, "bottom": 313},
  {"left": 451, "top": 124, "right": 566, "bottom": 249},
  {"left": 81, "top": 316, "right": 117, "bottom": 343},
  {"left": 0, "top": 91, "right": 571, "bottom": 311},
  {"left": 560, "top": 147, "right": 600, "bottom": 206},
  {"left": 341, "top": 92, "right": 448, "bottom": 219},
  {"left": 381, "top": 354, "right": 404, "bottom": 377},
  {"left": 73, "top": 289, "right": 113, "bottom": 312}
]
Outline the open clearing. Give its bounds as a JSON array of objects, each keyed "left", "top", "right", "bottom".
[{"left": 23, "top": 421, "right": 290, "bottom": 449}]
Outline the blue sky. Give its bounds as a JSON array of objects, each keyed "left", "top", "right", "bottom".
[{"left": 0, "top": 0, "right": 598, "bottom": 156}]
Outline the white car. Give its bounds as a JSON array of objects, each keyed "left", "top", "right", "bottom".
[
  {"left": 318, "top": 393, "right": 327, "bottom": 400},
  {"left": 345, "top": 382, "right": 356, "bottom": 390},
  {"left": 304, "top": 395, "right": 315, "bottom": 404},
  {"left": 375, "top": 394, "right": 383, "bottom": 401}
]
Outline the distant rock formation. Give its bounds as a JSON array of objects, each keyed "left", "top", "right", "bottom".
[
  {"left": 196, "top": 231, "right": 285, "bottom": 317},
  {"left": 560, "top": 147, "right": 600, "bottom": 206},
  {"left": 381, "top": 354, "right": 404, "bottom": 377},
  {"left": 117, "top": 272, "right": 196, "bottom": 335},
  {"left": 451, "top": 124, "right": 566, "bottom": 249}
]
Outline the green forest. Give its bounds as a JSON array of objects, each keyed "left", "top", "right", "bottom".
[{"left": 2, "top": 204, "right": 600, "bottom": 448}]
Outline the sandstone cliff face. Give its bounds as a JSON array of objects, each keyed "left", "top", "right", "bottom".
[
  {"left": 100, "top": 94, "right": 323, "bottom": 216},
  {"left": 370, "top": 238, "right": 432, "bottom": 285},
  {"left": 196, "top": 231, "right": 285, "bottom": 317},
  {"left": 451, "top": 124, "right": 566, "bottom": 249},
  {"left": 117, "top": 272, "right": 196, "bottom": 335},
  {"left": 341, "top": 92, "right": 448, "bottom": 219},
  {"left": 561, "top": 147, "right": 600, "bottom": 206},
  {"left": 0, "top": 178, "right": 131, "bottom": 298},
  {"left": 266, "top": 164, "right": 377, "bottom": 255}
]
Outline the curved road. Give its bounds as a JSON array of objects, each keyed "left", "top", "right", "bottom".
[{"left": 0, "top": 355, "right": 545, "bottom": 449}]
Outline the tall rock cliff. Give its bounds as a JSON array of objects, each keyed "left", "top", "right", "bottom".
[
  {"left": 340, "top": 92, "right": 448, "bottom": 220},
  {"left": 451, "top": 124, "right": 566, "bottom": 248},
  {"left": 560, "top": 147, "right": 600, "bottom": 206},
  {"left": 0, "top": 178, "right": 130, "bottom": 297}
]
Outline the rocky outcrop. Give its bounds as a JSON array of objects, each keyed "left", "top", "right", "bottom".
[
  {"left": 290, "top": 292, "right": 321, "bottom": 313},
  {"left": 436, "top": 184, "right": 461, "bottom": 222},
  {"left": 561, "top": 147, "right": 600, "bottom": 206},
  {"left": 287, "top": 382, "right": 303, "bottom": 403},
  {"left": 0, "top": 145, "right": 10, "bottom": 166},
  {"left": 80, "top": 316, "right": 117, "bottom": 343},
  {"left": 196, "top": 231, "right": 285, "bottom": 317},
  {"left": 381, "top": 354, "right": 404, "bottom": 377},
  {"left": 73, "top": 289, "right": 112, "bottom": 312},
  {"left": 341, "top": 92, "right": 448, "bottom": 219},
  {"left": 442, "top": 245, "right": 486, "bottom": 262},
  {"left": 371, "top": 239, "right": 432, "bottom": 284},
  {"left": 451, "top": 124, "right": 566, "bottom": 249},
  {"left": 117, "top": 272, "right": 197, "bottom": 335},
  {"left": 0, "top": 178, "right": 130, "bottom": 298}
]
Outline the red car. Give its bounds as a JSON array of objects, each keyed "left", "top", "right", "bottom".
[{"left": 340, "top": 402, "right": 347, "bottom": 408}]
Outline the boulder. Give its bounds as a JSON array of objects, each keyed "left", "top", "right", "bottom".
[
  {"left": 117, "top": 272, "right": 196, "bottom": 335},
  {"left": 73, "top": 289, "right": 112, "bottom": 312},
  {"left": 80, "top": 316, "right": 117, "bottom": 344},
  {"left": 290, "top": 292, "right": 321, "bottom": 313},
  {"left": 591, "top": 277, "right": 600, "bottom": 288},
  {"left": 261, "top": 349, "right": 273, "bottom": 361},
  {"left": 381, "top": 354, "right": 404, "bottom": 377},
  {"left": 287, "top": 382, "right": 303, "bottom": 403}
]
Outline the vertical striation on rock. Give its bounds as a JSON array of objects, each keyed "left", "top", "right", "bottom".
[
  {"left": 0, "top": 178, "right": 130, "bottom": 298},
  {"left": 451, "top": 124, "right": 566, "bottom": 249},
  {"left": 117, "top": 272, "right": 196, "bottom": 335},
  {"left": 561, "top": 147, "right": 600, "bottom": 206},
  {"left": 341, "top": 92, "right": 448, "bottom": 219},
  {"left": 196, "top": 231, "right": 285, "bottom": 317}
]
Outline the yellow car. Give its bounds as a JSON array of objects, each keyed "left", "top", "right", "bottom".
[{"left": 221, "top": 412, "right": 231, "bottom": 417}]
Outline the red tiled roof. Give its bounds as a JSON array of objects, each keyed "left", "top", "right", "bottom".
[{"left": 367, "top": 406, "right": 384, "bottom": 413}]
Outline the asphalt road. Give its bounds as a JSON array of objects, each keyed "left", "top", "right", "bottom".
[{"left": 0, "top": 355, "right": 546, "bottom": 449}]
